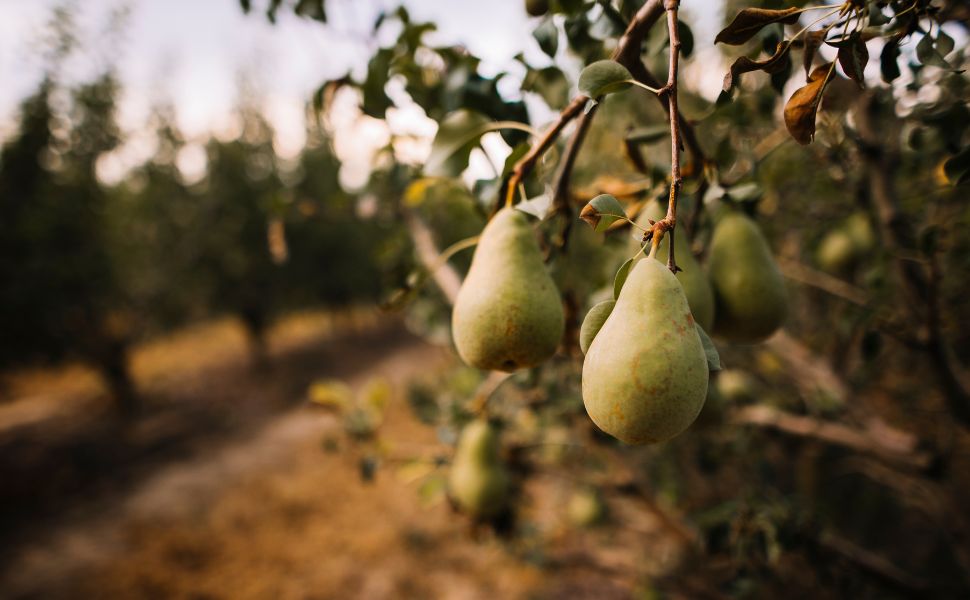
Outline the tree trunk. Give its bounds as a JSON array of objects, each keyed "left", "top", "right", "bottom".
[
  {"left": 98, "top": 340, "right": 138, "bottom": 417},
  {"left": 241, "top": 307, "right": 269, "bottom": 370}
]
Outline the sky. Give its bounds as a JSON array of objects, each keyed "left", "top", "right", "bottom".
[{"left": 0, "top": 0, "right": 727, "bottom": 187}]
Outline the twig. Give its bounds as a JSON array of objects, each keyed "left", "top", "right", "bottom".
[
  {"left": 499, "top": 0, "right": 669, "bottom": 212},
  {"left": 405, "top": 211, "right": 461, "bottom": 304},
  {"left": 659, "top": 0, "right": 683, "bottom": 274},
  {"left": 732, "top": 404, "right": 933, "bottom": 471},
  {"left": 765, "top": 329, "right": 851, "bottom": 405},
  {"left": 818, "top": 530, "right": 930, "bottom": 593},
  {"left": 778, "top": 258, "right": 870, "bottom": 306}
]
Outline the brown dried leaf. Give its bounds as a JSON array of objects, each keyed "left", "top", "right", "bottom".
[
  {"left": 722, "top": 42, "right": 792, "bottom": 92},
  {"left": 715, "top": 7, "right": 802, "bottom": 46},
  {"left": 784, "top": 63, "right": 832, "bottom": 145},
  {"left": 802, "top": 30, "right": 826, "bottom": 79},
  {"left": 836, "top": 33, "right": 869, "bottom": 87}
]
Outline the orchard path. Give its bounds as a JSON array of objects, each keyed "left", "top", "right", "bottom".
[{"left": 0, "top": 311, "right": 672, "bottom": 600}]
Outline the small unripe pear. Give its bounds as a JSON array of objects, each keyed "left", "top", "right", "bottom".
[
  {"left": 714, "top": 369, "right": 758, "bottom": 404},
  {"left": 707, "top": 211, "right": 787, "bottom": 343},
  {"left": 844, "top": 211, "right": 875, "bottom": 253},
  {"left": 816, "top": 229, "right": 856, "bottom": 275},
  {"left": 583, "top": 259, "right": 709, "bottom": 444},
  {"left": 448, "top": 420, "right": 510, "bottom": 518},
  {"left": 452, "top": 208, "right": 564, "bottom": 371}
]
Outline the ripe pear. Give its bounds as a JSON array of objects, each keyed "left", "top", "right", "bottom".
[
  {"left": 635, "top": 200, "right": 715, "bottom": 331},
  {"left": 448, "top": 419, "right": 509, "bottom": 518},
  {"left": 707, "top": 212, "right": 788, "bottom": 343},
  {"left": 583, "top": 258, "right": 709, "bottom": 444},
  {"left": 452, "top": 207, "right": 564, "bottom": 371}
]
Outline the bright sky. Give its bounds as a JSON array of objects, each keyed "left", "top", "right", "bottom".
[{"left": 0, "top": 0, "right": 726, "bottom": 188}]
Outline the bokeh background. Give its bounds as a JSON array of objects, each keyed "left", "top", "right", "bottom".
[{"left": 1, "top": 0, "right": 968, "bottom": 598}]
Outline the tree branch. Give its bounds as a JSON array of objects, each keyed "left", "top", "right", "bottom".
[
  {"left": 659, "top": 0, "right": 683, "bottom": 274},
  {"left": 498, "top": 0, "right": 668, "bottom": 212},
  {"left": 732, "top": 404, "right": 933, "bottom": 471}
]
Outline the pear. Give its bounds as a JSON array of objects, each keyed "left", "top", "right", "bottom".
[
  {"left": 452, "top": 207, "right": 564, "bottom": 371},
  {"left": 714, "top": 369, "right": 758, "bottom": 404},
  {"left": 816, "top": 228, "right": 856, "bottom": 275},
  {"left": 567, "top": 487, "right": 606, "bottom": 527},
  {"left": 448, "top": 419, "right": 509, "bottom": 518},
  {"left": 583, "top": 258, "right": 709, "bottom": 444},
  {"left": 707, "top": 211, "right": 788, "bottom": 343},
  {"left": 844, "top": 211, "right": 875, "bottom": 253},
  {"left": 634, "top": 200, "right": 716, "bottom": 331}
]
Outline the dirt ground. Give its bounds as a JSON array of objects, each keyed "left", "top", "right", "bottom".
[{"left": 0, "top": 310, "right": 676, "bottom": 600}]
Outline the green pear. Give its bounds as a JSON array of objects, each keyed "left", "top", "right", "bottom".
[
  {"left": 844, "top": 211, "right": 875, "bottom": 253},
  {"left": 583, "top": 258, "right": 709, "bottom": 444},
  {"left": 634, "top": 200, "right": 716, "bottom": 331},
  {"left": 707, "top": 211, "right": 788, "bottom": 343},
  {"left": 815, "top": 228, "right": 856, "bottom": 275},
  {"left": 452, "top": 207, "right": 564, "bottom": 371},
  {"left": 448, "top": 419, "right": 509, "bottom": 518},
  {"left": 714, "top": 369, "right": 758, "bottom": 404}
]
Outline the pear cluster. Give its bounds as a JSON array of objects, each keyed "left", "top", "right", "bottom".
[
  {"left": 448, "top": 419, "right": 510, "bottom": 518},
  {"left": 448, "top": 202, "right": 788, "bottom": 448},
  {"left": 580, "top": 206, "right": 788, "bottom": 444}
]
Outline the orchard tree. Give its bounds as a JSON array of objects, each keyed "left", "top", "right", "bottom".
[{"left": 252, "top": 0, "right": 969, "bottom": 595}]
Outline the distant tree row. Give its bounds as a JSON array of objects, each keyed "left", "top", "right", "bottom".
[{"left": 0, "top": 12, "right": 395, "bottom": 414}]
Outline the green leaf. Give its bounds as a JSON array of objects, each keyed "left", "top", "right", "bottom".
[
  {"left": 725, "top": 182, "right": 762, "bottom": 202},
  {"left": 580, "top": 194, "right": 627, "bottom": 232},
  {"left": 522, "top": 66, "right": 570, "bottom": 109},
  {"left": 533, "top": 18, "right": 559, "bottom": 58},
  {"left": 424, "top": 110, "right": 490, "bottom": 177},
  {"left": 515, "top": 193, "right": 554, "bottom": 220},
  {"left": 936, "top": 30, "right": 955, "bottom": 57},
  {"left": 578, "top": 60, "right": 633, "bottom": 98},
  {"left": 715, "top": 7, "right": 801, "bottom": 46},
  {"left": 695, "top": 324, "right": 721, "bottom": 372},
  {"left": 579, "top": 300, "right": 615, "bottom": 355},
  {"left": 613, "top": 258, "right": 634, "bottom": 300},
  {"left": 502, "top": 142, "right": 531, "bottom": 177},
  {"left": 916, "top": 33, "right": 951, "bottom": 69}
]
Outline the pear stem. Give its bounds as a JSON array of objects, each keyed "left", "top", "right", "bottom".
[{"left": 650, "top": 0, "right": 683, "bottom": 275}]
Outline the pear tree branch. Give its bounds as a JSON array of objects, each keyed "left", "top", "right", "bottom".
[{"left": 503, "top": 0, "right": 711, "bottom": 215}]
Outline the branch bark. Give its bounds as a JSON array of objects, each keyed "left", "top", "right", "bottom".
[
  {"left": 405, "top": 211, "right": 461, "bottom": 305},
  {"left": 732, "top": 404, "right": 933, "bottom": 471}
]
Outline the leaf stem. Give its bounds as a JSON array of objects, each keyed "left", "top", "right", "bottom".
[{"left": 626, "top": 79, "right": 663, "bottom": 94}]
